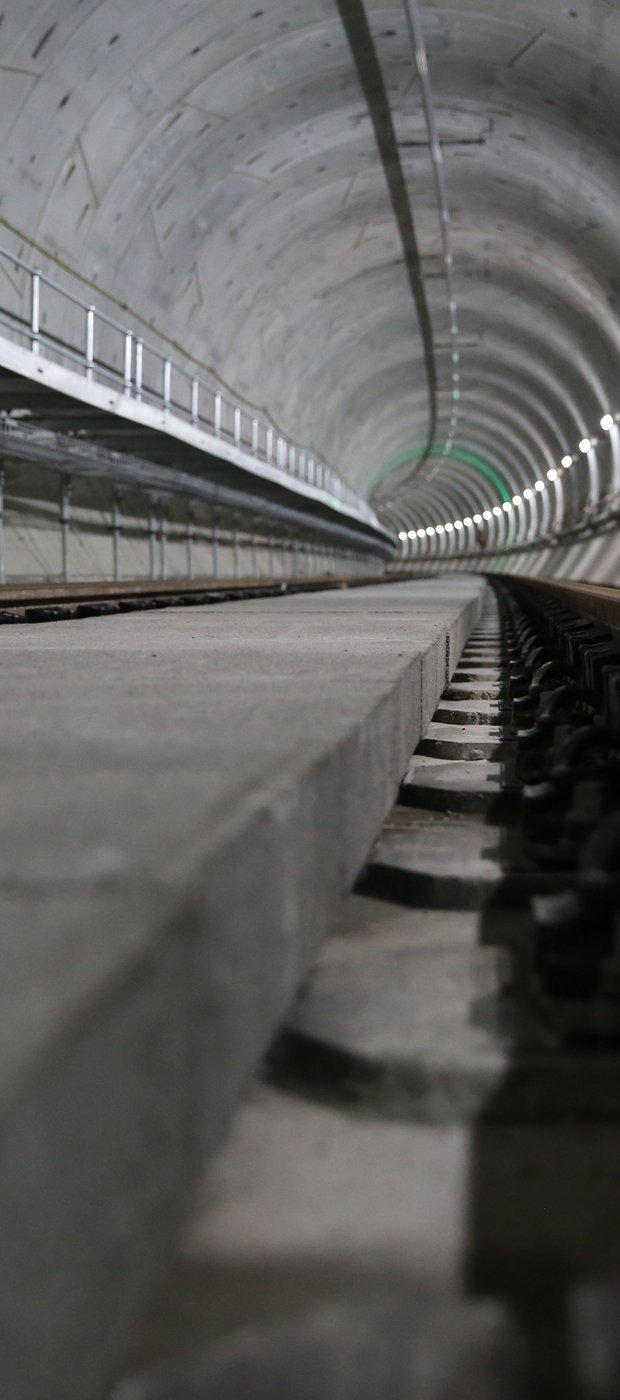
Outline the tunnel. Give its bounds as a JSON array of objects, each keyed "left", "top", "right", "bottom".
[
  {"left": 1, "top": 3, "right": 620, "bottom": 1399},
  {"left": 0, "top": 0, "right": 619, "bottom": 581}
]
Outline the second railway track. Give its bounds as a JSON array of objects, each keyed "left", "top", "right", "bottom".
[{"left": 0, "top": 574, "right": 386, "bottom": 625}]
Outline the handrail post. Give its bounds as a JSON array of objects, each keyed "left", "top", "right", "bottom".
[
  {"left": 186, "top": 509, "right": 194, "bottom": 579},
  {"left": 233, "top": 406, "right": 241, "bottom": 445},
  {"left": 0, "top": 469, "right": 5, "bottom": 585},
  {"left": 214, "top": 392, "right": 222, "bottom": 437},
  {"left": 160, "top": 508, "right": 167, "bottom": 579},
  {"left": 85, "top": 305, "right": 95, "bottom": 380},
  {"left": 162, "top": 357, "right": 171, "bottom": 409},
  {"left": 233, "top": 520, "right": 240, "bottom": 579},
  {"left": 289, "top": 446, "right": 296, "bottom": 475},
  {"left": 112, "top": 489, "right": 122, "bottom": 582},
  {"left": 123, "top": 331, "right": 133, "bottom": 394},
  {"left": 251, "top": 417, "right": 259, "bottom": 454},
  {"left": 135, "top": 339, "right": 143, "bottom": 401},
  {"left": 149, "top": 501, "right": 158, "bottom": 580},
  {"left": 191, "top": 377, "right": 199, "bottom": 426},
  {"left": 31, "top": 270, "right": 41, "bottom": 355},
  {"left": 60, "top": 475, "right": 71, "bottom": 582},
  {"left": 266, "top": 427, "right": 273, "bottom": 463}
]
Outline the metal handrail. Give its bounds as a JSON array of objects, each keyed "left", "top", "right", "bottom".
[{"left": 0, "top": 244, "right": 377, "bottom": 526}]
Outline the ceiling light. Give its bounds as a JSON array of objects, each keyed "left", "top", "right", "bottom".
[
  {"left": 492, "top": 506, "right": 502, "bottom": 517},
  {"left": 426, "top": 526, "right": 435, "bottom": 536},
  {"left": 512, "top": 495, "right": 522, "bottom": 506},
  {"left": 561, "top": 455, "right": 572, "bottom": 469},
  {"left": 417, "top": 528, "right": 426, "bottom": 539},
  {"left": 579, "top": 438, "right": 591, "bottom": 454},
  {"left": 407, "top": 529, "right": 416, "bottom": 539},
  {"left": 601, "top": 414, "right": 614, "bottom": 431},
  {"left": 502, "top": 501, "right": 512, "bottom": 512},
  {"left": 547, "top": 468, "right": 558, "bottom": 481},
  {"left": 535, "top": 480, "right": 545, "bottom": 492},
  {"left": 483, "top": 510, "right": 492, "bottom": 521},
  {"left": 463, "top": 517, "right": 473, "bottom": 527},
  {"left": 445, "top": 522, "right": 454, "bottom": 532},
  {"left": 523, "top": 488, "right": 533, "bottom": 500},
  {"left": 455, "top": 520, "right": 463, "bottom": 530},
  {"left": 436, "top": 523, "right": 445, "bottom": 534},
  {"left": 398, "top": 531, "right": 407, "bottom": 541},
  {"left": 473, "top": 513, "right": 483, "bottom": 524}
]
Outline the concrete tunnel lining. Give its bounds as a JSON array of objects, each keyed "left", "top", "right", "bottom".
[
  {"left": 4, "top": 6, "right": 620, "bottom": 1393},
  {"left": 0, "top": 1, "right": 619, "bottom": 574}
]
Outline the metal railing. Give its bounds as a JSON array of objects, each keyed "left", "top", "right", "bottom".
[{"left": 0, "top": 243, "right": 378, "bottom": 528}]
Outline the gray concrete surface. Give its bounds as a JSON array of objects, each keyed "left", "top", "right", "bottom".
[
  {"left": 114, "top": 1294, "right": 520, "bottom": 1400},
  {"left": 115, "top": 880, "right": 620, "bottom": 1400},
  {"left": 111, "top": 586, "right": 620, "bottom": 1400},
  {"left": 284, "top": 897, "right": 512, "bottom": 1119},
  {"left": 1, "top": 453, "right": 373, "bottom": 585},
  {"left": 0, "top": 574, "right": 483, "bottom": 1400}
]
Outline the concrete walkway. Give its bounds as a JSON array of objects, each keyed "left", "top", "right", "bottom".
[{"left": 0, "top": 575, "right": 485, "bottom": 1400}]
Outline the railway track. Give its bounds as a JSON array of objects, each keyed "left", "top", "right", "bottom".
[
  {"left": 113, "top": 577, "right": 620, "bottom": 1400},
  {"left": 0, "top": 574, "right": 388, "bottom": 624},
  {"left": 265, "top": 580, "right": 620, "bottom": 1115},
  {"left": 0, "top": 571, "right": 617, "bottom": 632},
  {"left": 371, "top": 580, "right": 620, "bottom": 1046}
]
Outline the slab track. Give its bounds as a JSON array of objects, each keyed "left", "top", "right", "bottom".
[{"left": 112, "top": 574, "right": 620, "bottom": 1400}]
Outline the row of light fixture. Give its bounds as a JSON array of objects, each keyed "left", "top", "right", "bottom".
[{"left": 397, "top": 412, "right": 617, "bottom": 546}]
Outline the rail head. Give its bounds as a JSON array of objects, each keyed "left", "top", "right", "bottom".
[{"left": 495, "top": 575, "right": 620, "bottom": 634}]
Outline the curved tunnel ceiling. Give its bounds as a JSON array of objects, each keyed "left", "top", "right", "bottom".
[{"left": 0, "top": 0, "right": 619, "bottom": 574}]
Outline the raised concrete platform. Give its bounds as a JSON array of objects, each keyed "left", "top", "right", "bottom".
[{"left": 0, "top": 575, "right": 484, "bottom": 1400}]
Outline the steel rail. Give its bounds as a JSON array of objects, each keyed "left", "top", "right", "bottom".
[
  {"left": 387, "top": 569, "right": 620, "bottom": 633},
  {"left": 0, "top": 572, "right": 429, "bottom": 624},
  {"left": 5, "top": 572, "right": 615, "bottom": 632},
  {"left": 505, "top": 575, "right": 620, "bottom": 633}
]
